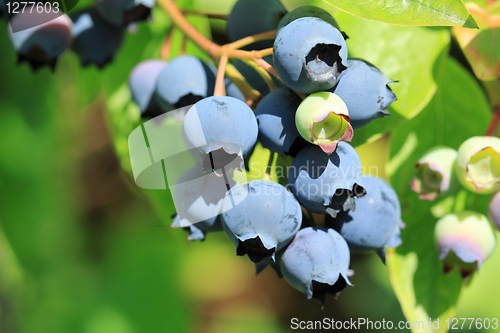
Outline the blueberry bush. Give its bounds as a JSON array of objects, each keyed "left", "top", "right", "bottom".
[{"left": 1, "top": 0, "right": 500, "bottom": 332}]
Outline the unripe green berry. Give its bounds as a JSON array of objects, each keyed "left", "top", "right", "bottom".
[
  {"left": 435, "top": 211, "right": 496, "bottom": 278},
  {"left": 455, "top": 136, "right": 500, "bottom": 194},
  {"left": 410, "top": 146, "right": 458, "bottom": 200},
  {"left": 295, "top": 92, "right": 353, "bottom": 155}
]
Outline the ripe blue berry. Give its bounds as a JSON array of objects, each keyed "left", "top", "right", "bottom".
[
  {"left": 232, "top": 56, "right": 283, "bottom": 97},
  {"left": 326, "top": 176, "right": 403, "bottom": 262},
  {"left": 280, "top": 227, "right": 352, "bottom": 304},
  {"left": 227, "top": 0, "right": 287, "bottom": 50},
  {"left": 171, "top": 214, "right": 223, "bottom": 241},
  {"left": 435, "top": 211, "right": 496, "bottom": 278},
  {"left": 255, "top": 256, "right": 283, "bottom": 277},
  {"left": 288, "top": 143, "right": 366, "bottom": 218},
  {"left": 330, "top": 59, "right": 396, "bottom": 128},
  {"left": 273, "top": 17, "right": 347, "bottom": 94},
  {"left": 233, "top": 59, "right": 270, "bottom": 96},
  {"left": 410, "top": 146, "right": 458, "bottom": 200},
  {"left": 8, "top": 11, "right": 72, "bottom": 71},
  {"left": 71, "top": 8, "right": 125, "bottom": 68},
  {"left": 173, "top": 165, "right": 234, "bottom": 233},
  {"left": 255, "top": 87, "right": 307, "bottom": 156},
  {"left": 221, "top": 180, "right": 302, "bottom": 263},
  {"left": 96, "top": 0, "right": 155, "bottom": 27},
  {"left": 182, "top": 96, "right": 258, "bottom": 174},
  {"left": 154, "top": 56, "right": 216, "bottom": 112},
  {"left": 277, "top": 5, "right": 340, "bottom": 33},
  {"left": 128, "top": 59, "right": 167, "bottom": 117},
  {"left": 224, "top": 78, "right": 246, "bottom": 102}
]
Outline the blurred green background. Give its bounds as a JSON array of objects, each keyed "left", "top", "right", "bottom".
[{"left": 1, "top": 0, "right": 500, "bottom": 332}]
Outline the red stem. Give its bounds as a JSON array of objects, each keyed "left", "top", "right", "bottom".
[{"left": 485, "top": 109, "right": 500, "bottom": 136}]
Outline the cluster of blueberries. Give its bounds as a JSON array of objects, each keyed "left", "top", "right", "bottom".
[
  {"left": 6, "top": 0, "right": 499, "bottom": 302},
  {"left": 3, "top": 0, "right": 155, "bottom": 70},
  {"left": 126, "top": 0, "right": 404, "bottom": 304}
]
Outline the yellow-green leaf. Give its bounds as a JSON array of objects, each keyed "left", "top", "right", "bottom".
[{"left": 322, "top": 0, "right": 477, "bottom": 27}]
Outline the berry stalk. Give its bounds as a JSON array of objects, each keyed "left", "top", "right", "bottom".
[
  {"left": 214, "top": 52, "right": 228, "bottom": 96},
  {"left": 182, "top": 10, "right": 228, "bottom": 20},
  {"left": 241, "top": 59, "right": 277, "bottom": 91},
  {"left": 225, "top": 63, "right": 261, "bottom": 104},
  {"left": 159, "top": 0, "right": 273, "bottom": 61},
  {"left": 485, "top": 108, "right": 500, "bottom": 136},
  {"left": 483, "top": 79, "right": 500, "bottom": 136},
  {"left": 160, "top": 25, "right": 175, "bottom": 59},
  {"left": 226, "top": 31, "right": 276, "bottom": 50}
]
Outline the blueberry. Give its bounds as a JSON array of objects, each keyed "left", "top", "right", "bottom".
[
  {"left": 295, "top": 92, "right": 353, "bottom": 155},
  {"left": 255, "top": 87, "right": 307, "bottom": 156},
  {"left": 273, "top": 17, "right": 347, "bottom": 94},
  {"left": 280, "top": 227, "right": 352, "bottom": 304},
  {"left": 182, "top": 96, "right": 258, "bottom": 174},
  {"left": 172, "top": 165, "right": 235, "bottom": 234},
  {"left": 488, "top": 190, "right": 500, "bottom": 231},
  {"left": 410, "top": 146, "right": 458, "bottom": 201},
  {"left": 326, "top": 176, "right": 403, "bottom": 262},
  {"left": 8, "top": 11, "right": 73, "bottom": 71},
  {"left": 455, "top": 136, "right": 500, "bottom": 194},
  {"left": 96, "top": 0, "right": 155, "bottom": 27},
  {"left": 288, "top": 143, "right": 366, "bottom": 218},
  {"left": 128, "top": 59, "right": 167, "bottom": 117},
  {"left": 171, "top": 214, "right": 223, "bottom": 241},
  {"left": 232, "top": 58, "right": 270, "bottom": 96},
  {"left": 71, "top": 8, "right": 125, "bottom": 68},
  {"left": 330, "top": 59, "right": 396, "bottom": 128},
  {"left": 221, "top": 180, "right": 302, "bottom": 263},
  {"left": 232, "top": 55, "right": 283, "bottom": 97},
  {"left": 154, "top": 55, "right": 216, "bottom": 112},
  {"left": 255, "top": 256, "right": 283, "bottom": 277},
  {"left": 435, "top": 211, "right": 496, "bottom": 278},
  {"left": 227, "top": 0, "right": 287, "bottom": 50},
  {"left": 277, "top": 5, "right": 340, "bottom": 34},
  {"left": 224, "top": 77, "right": 246, "bottom": 102}
]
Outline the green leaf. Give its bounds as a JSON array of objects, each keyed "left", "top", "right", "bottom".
[
  {"left": 454, "top": 3, "right": 500, "bottom": 81},
  {"left": 336, "top": 11, "right": 451, "bottom": 120},
  {"left": 103, "top": 3, "right": 214, "bottom": 227},
  {"left": 387, "top": 57, "right": 491, "bottom": 332},
  {"left": 322, "top": 0, "right": 477, "bottom": 28},
  {"left": 350, "top": 111, "right": 406, "bottom": 147}
]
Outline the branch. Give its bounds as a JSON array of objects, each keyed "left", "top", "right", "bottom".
[
  {"left": 158, "top": 0, "right": 274, "bottom": 60},
  {"left": 182, "top": 10, "right": 227, "bottom": 20}
]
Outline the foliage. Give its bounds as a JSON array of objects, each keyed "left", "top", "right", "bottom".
[{"left": 1, "top": 0, "right": 500, "bottom": 332}]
